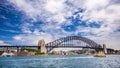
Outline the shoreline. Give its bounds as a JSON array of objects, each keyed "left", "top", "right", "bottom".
[{"left": 0, "top": 54, "right": 120, "bottom": 57}]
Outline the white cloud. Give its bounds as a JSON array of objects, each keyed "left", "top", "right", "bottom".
[
  {"left": 13, "top": 32, "right": 55, "bottom": 45},
  {"left": 85, "top": 32, "right": 120, "bottom": 50},
  {"left": 0, "top": 40, "right": 9, "bottom": 45},
  {"left": 8, "top": 0, "right": 69, "bottom": 23},
  {"left": 0, "top": 40, "right": 4, "bottom": 44},
  {"left": 20, "top": 23, "right": 33, "bottom": 33},
  {"left": 13, "top": 36, "right": 23, "bottom": 41},
  {"left": 8, "top": 0, "right": 120, "bottom": 49},
  {"left": 44, "top": 0, "right": 65, "bottom": 13},
  {"left": 84, "top": 0, "right": 109, "bottom": 10},
  {"left": 75, "top": 0, "right": 120, "bottom": 49}
]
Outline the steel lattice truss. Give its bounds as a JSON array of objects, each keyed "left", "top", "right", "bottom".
[{"left": 45, "top": 36, "right": 101, "bottom": 52}]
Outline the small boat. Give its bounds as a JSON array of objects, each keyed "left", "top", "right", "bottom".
[
  {"left": 94, "top": 51, "right": 106, "bottom": 57},
  {"left": 1, "top": 52, "right": 15, "bottom": 57}
]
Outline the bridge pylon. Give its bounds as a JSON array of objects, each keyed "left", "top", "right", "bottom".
[
  {"left": 38, "top": 39, "right": 47, "bottom": 54},
  {"left": 103, "top": 44, "right": 107, "bottom": 54}
]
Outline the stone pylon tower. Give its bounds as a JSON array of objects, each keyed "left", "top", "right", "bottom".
[
  {"left": 38, "top": 39, "right": 47, "bottom": 54},
  {"left": 103, "top": 44, "right": 107, "bottom": 54}
]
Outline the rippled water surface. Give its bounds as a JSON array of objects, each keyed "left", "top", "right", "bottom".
[{"left": 0, "top": 55, "right": 120, "bottom": 68}]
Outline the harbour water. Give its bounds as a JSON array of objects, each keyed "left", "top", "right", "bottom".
[{"left": 0, "top": 55, "right": 120, "bottom": 68}]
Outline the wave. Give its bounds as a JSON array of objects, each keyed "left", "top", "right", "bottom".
[{"left": 0, "top": 56, "right": 94, "bottom": 62}]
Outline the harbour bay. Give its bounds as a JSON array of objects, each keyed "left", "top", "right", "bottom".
[{"left": 0, "top": 55, "right": 120, "bottom": 68}]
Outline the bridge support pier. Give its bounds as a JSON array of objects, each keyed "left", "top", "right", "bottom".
[
  {"left": 17, "top": 47, "right": 20, "bottom": 52},
  {"left": 103, "top": 44, "right": 107, "bottom": 54},
  {"left": 38, "top": 40, "right": 47, "bottom": 54}
]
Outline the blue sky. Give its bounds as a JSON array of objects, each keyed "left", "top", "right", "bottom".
[{"left": 0, "top": 0, "right": 120, "bottom": 49}]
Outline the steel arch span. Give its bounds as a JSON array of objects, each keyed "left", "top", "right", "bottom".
[{"left": 45, "top": 36, "right": 102, "bottom": 52}]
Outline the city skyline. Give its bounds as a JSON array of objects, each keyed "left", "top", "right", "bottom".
[{"left": 0, "top": 0, "right": 120, "bottom": 49}]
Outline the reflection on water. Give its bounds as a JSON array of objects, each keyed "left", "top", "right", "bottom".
[{"left": 0, "top": 55, "right": 120, "bottom": 68}]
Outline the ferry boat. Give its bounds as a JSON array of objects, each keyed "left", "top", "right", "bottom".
[
  {"left": 1, "top": 52, "right": 15, "bottom": 57},
  {"left": 94, "top": 51, "right": 106, "bottom": 57}
]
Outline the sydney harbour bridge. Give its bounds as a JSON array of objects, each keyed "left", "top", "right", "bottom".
[{"left": 0, "top": 36, "right": 114, "bottom": 54}]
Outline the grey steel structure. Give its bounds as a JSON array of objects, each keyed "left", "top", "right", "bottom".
[
  {"left": 45, "top": 36, "right": 102, "bottom": 52},
  {"left": 0, "top": 36, "right": 114, "bottom": 53}
]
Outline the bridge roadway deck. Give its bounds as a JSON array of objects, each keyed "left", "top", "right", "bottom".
[
  {"left": 0, "top": 45, "right": 101, "bottom": 49},
  {"left": 0, "top": 45, "right": 113, "bottom": 51}
]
